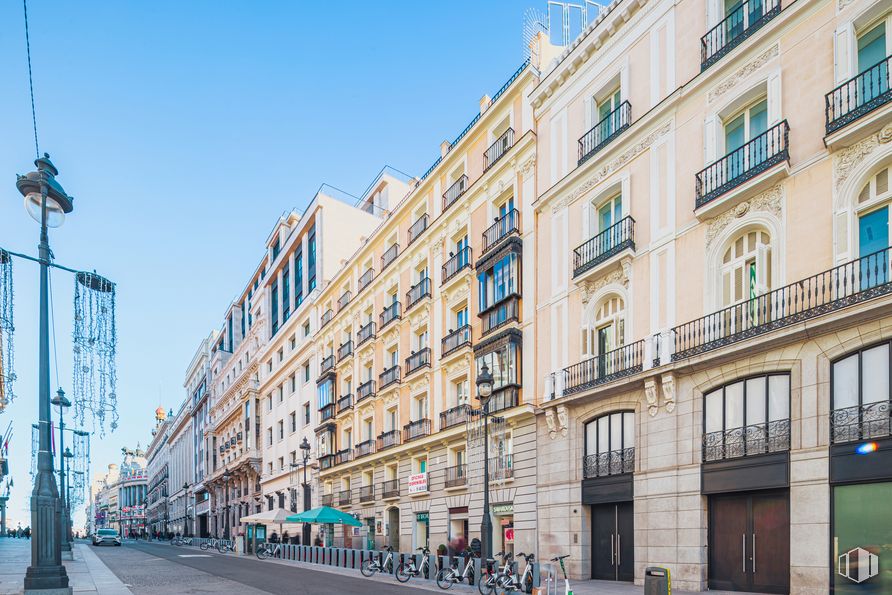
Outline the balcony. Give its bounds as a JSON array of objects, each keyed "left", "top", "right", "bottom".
[
  {"left": 703, "top": 421, "right": 790, "bottom": 462},
  {"left": 319, "top": 456, "right": 335, "bottom": 472},
  {"left": 484, "top": 128, "right": 515, "bottom": 172},
  {"left": 442, "top": 246, "right": 472, "bottom": 285},
  {"left": 444, "top": 464, "right": 467, "bottom": 488},
  {"left": 380, "top": 301, "right": 401, "bottom": 330},
  {"left": 379, "top": 365, "right": 401, "bottom": 389},
  {"left": 489, "top": 454, "right": 514, "bottom": 481},
  {"left": 480, "top": 295, "right": 520, "bottom": 336},
  {"left": 358, "top": 269, "right": 375, "bottom": 293},
  {"left": 357, "top": 380, "right": 376, "bottom": 403},
  {"left": 408, "top": 214, "right": 429, "bottom": 246},
  {"left": 377, "top": 429, "right": 401, "bottom": 451},
  {"left": 443, "top": 175, "right": 468, "bottom": 212},
  {"left": 338, "top": 489, "right": 352, "bottom": 507},
  {"left": 695, "top": 120, "right": 789, "bottom": 211},
  {"left": 578, "top": 101, "right": 631, "bottom": 166},
  {"left": 831, "top": 401, "right": 891, "bottom": 444},
  {"left": 320, "top": 355, "right": 335, "bottom": 376},
  {"left": 321, "top": 493, "right": 334, "bottom": 507},
  {"left": 482, "top": 209, "right": 520, "bottom": 254},
  {"left": 406, "top": 278, "right": 431, "bottom": 311},
  {"left": 337, "top": 340, "right": 353, "bottom": 362},
  {"left": 405, "top": 348, "right": 431, "bottom": 376},
  {"left": 573, "top": 217, "right": 635, "bottom": 279},
  {"left": 320, "top": 309, "right": 333, "bottom": 328},
  {"left": 382, "top": 479, "right": 400, "bottom": 500},
  {"left": 359, "top": 485, "right": 375, "bottom": 503},
  {"left": 484, "top": 386, "right": 519, "bottom": 414},
  {"left": 403, "top": 418, "right": 431, "bottom": 443},
  {"left": 336, "top": 393, "right": 353, "bottom": 414},
  {"left": 440, "top": 404, "right": 472, "bottom": 430},
  {"left": 561, "top": 341, "right": 645, "bottom": 396},
  {"left": 670, "top": 246, "right": 892, "bottom": 361},
  {"left": 701, "top": 0, "right": 780, "bottom": 70},
  {"left": 334, "top": 448, "right": 353, "bottom": 466},
  {"left": 381, "top": 244, "right": 400, "bottom": 271},
  {"left": 442, "top": 325, "right": 472, "bottom": 357},
  {"left": 338, "top": 290, "right": 352, "bottom": 312},
  {"left": 357, "top": 321, "right": 376, "bottom": 346},
  {"left": 355, "top": 439, "right": 376, "bottom": 459},
  {"left": 825, "top": 55, "right": 892, "bottom": 136},
  {"left": 583, "top": 448, "right": 635, "bottom": 478},
  {"left": 319, "top": 403, "right": 335, "bottom": 422}
]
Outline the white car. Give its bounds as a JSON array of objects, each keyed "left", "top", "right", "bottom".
[{"left": 92, "top": 528, "right": 122, "bottom": 546}]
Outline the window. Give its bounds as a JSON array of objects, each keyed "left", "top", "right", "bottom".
[
  {"left": 267, "top": 395, "right": 273, "bottom": 411},
  {"left": 588, "top": 192, "right": 623, "bottom": 241},
  {"left": 278, "top": 421, "right": 284, "bottom": 441},
  {"left": 832, "top": 342, "right": 892, "bottom": 443},
  {"left": 856, "top": 166, "right": 892, "bottom": 286},
  {"left": 453, "top": 378, "right": 469, "bottom": 406},
  {"left": 584, "top": 411, "right": 635, "bottom": 477},
  {"left": 270, "top": 279, "right": 279, "bottom": 336},
  {"left": 595, "top": 86, "right": 622, "bottom": 134},
  {"left": 303, "top": 403, "right": 311, "bottom": 425},
  {"left": 303, "top": 322, "right": 311, "bottom": 337},
  {"left": 277, "top": 384, "right": 284, "bottom": 403},
  {"left": 385, "top": 407, "right": 398, "bottom": 432},
  {"left": 295, "top": 247, "right": 304, "bottom": 307},
  {"left": 415, "top": 328, "right": 429, "bottom": 350},
  {"left": 267, "top": 359, "right": 273, "bottom": 373},
  {"left": 304, "top": 362, "right": 310, "bottom": 383},
  {"left": 455, "top": 305, "right": 469, "bottom": 329},
  {"left": 723, "top": 98, "right": 769, "bottom": 178},
  {"left": 721, "top": 230, "right": 771, "bottom": 308},
  {"left": 290, "top": 412, "right": 296, "bottom": 433},
  {"left": 475, "top": 341, "right": 520, "bottom": 391},
  {"left": 317, "top": 379, "right": 334, "bottom": 410},
  {"left": 364, "top": 418, "right": 374, "bottom": 440},
  {"left": 478, "top": 252, "right": 519, "bottom": 311},
  {"left": 290, "top": 451, "right": 297, "bottom": 465},
  {"left": 857, "top": 20, "right": 887, "bottom": 74},
  {"left": 343, "top": 428, "right": 352, "bottom": 449},
  {"left": 414, "top": 456, "right": 427, "bottom": 474},
  {"left": 272, "top": 238, "right": 280, "bottom": 260},
  {"left": 267, "top": 428, "right": 273, "bottom": 447},
  {"left": 282, "top": 264, "right": 290, "bottom": 321},
  {"left": 290, "top": 335, "right": 296, "bottom": 350},
  {"left": 581, "top": 295, "right": 625, "bottom": 358},
  {"left": 414, "top": 394, "right": 429, "bottom": 420},
  {"left": 278, "top": 457, "right": 284, "bottom": 471},
  {"left": 290, "top": 373, "right": 296, "bottom": 393},
  {"left": 308, "top": 225, "right": 317, "bottom": 291},
  {"left": 277, "top": 348, "right": 284, "bottom": 363}
]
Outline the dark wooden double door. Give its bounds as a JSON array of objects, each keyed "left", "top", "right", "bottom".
[
  {"left": 709, "top": 490, "right": 789, "bottom": 594},
  {"left": 591, "top": 502, "right": 633, "bottom": 581}
]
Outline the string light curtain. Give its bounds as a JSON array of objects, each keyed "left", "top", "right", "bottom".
[
  {"left": 72, "top": 272, "right": 118, "bottom": 435},
  {"left": 0, "top": 249, "right": 15, "bottom": 407},
  {"left": 70, "top": 431, "right": 90, "bottom": 508}
]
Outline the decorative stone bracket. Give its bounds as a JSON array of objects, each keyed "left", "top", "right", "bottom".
[
  {"left": 545, "top": 404, "right": 569, "bottom": 439},
  {"left": 644, "top": 373, "right": 676, "bottom": 416}
]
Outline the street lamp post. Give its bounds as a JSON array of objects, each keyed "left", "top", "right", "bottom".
[
  {"left": 18, "top": 154, "right": 74, "bottom": 594},
  {"left": 52, "top": 388, "right": 72, "bottom": 559},
  {"left": 221, "top": 470, "right": 231, "bottom": 541},
  {"left": 299, "top": 437, "right": 311, "bottom": 546},
  {"left": 476, "top": 363, "right": 495, "bottom": 562},
  {"left": 182, "top": 482, "right": 191, "bottom": 537}
]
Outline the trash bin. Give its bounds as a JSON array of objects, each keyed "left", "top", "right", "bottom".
[{"left": 644, "top": 566, "right": 671, "bottom": 595}]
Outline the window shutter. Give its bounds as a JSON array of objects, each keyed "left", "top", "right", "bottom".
[
  {"left": 834, "top": 210, "right": 851, "bottom": 264},
  {"left": 704, "top": 114, "right": 718, "bottom": 164},
  {"left": 767, "top": 73, "right": 782, "bottom": 125},
  {"left": 583, "top": 96, "right": 593, "bottom": 130},
  {"left": 834, "top": 23, "right": 854, "bottom": 84},
  {"left": 755, "top": 244, "right": 771, "bottom": 295},
  {"left": 582, "top": 200, "right": 591, "bottom": 239}
]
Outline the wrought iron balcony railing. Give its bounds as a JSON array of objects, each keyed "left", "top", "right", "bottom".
[
  {"left": 830, "top": 401, "right": 891, "bottom": 444},
  {"left": 403, "top": 418, "right": 431, "bottom": 442},
  {"left": 440, "top": 404, "right": 472, "bottom": 430},
  {"left": 703, "top": 420, "right": 790, "bottom": 462},
  {"left": 442, "top": 247, "right": 472, "bottom": 284},
  {"left": 355, "top": 439, "right": 376, "bottom": 459},
  {"left": 336, "top": 393, "right": 353, "bottom": 414},
  {"left": 380, "top": 301, "right": 401, "bottom": 329},
  {"left": 443, "top": 175, "right": 468, "bottom": 212},
  {"left": 700, "top": 0, "right": 780, "bottom": 70},
  {"left": 320, "top": 309, "right": 333, "bottom": 328},
  {"left": 825, "top": 55, "right": 892, "bottom": 134},
  {"left": 379, "top": 365, "right": 401, "bottom": 389},
  {"left": 358, "top": 268, "right": 375, "bottom": 293},
  {"left": 408, "top": 214, "right": 429, "bottom": 246},
  {"left": 337, "top": 340, "right": 353, "bottom": 362},
  {"left": 484, "top": 386, "right": 519, "bottom": 414},
  {"left": 695, "top": 120, "right": 789, "bottom": 209},
  {"left": 671, "top": 246, "right": 892, "bottom": 361},
  {"left": 320, "top": 355, "right": 334, "bottom": 375},
  {"left": 377, "top": 429, "right": 401, "bottom": 451},
  {"left": 338, "top": 290, "right": 352, "bottom": 312},
  {"left": 334, "top": 448, "right": 353, "bottom": 466},
  {"left": 319, "top": 403, "right": 335, "bottom": 422},
  {"left": 357, "top": 380, "right": 376, "bottom": 402},
  {"left": 583, "top": 447, "right": 635, "bottom": 479},
  {"left": 489, "top": 454, "right": 514, "bottom": 481},
  {"left": 338, "top": 489, "right": 352, "bottom": 506},
  {"left": 573, "top": 216, "right": 635, "bottom": 278},
  {"left": 321, "top": 493, "right": 334, "bottom": 506},
  {"left": 357, "top": 321, "right": 376, "bottom": 346},
  {"left": 578, "top": 101, "right": 631, "bottom": 165},
  {"left": 359, "top": 484, "right": 375, "bottom": 502},
  {"left": 480, "top": 295, "right": 520, "bottom": 336},
  {"left": 406, "top": 277, "right": 431, "bottom": 310},
  {"left": 445, "top": 464, "right": 467, "bottom": 488},
  {"left": 381, "top": 244, "right": 399, "bottom": 271},
  {"left": 484, "top": 128, "right": 515, "bottom": 172},
  {"left": 442, "top": 325, "right": 472, "bottom": 357},
  {"left": 382, "top": 479, "right": 400, "bottom": 499},
  {"left": 406, "top": 348, "right": 431, "bottom": 376},
  {"left": 482, "top": 209, "right": 520, "bottom": 254},
  {"left": 562, "top": 340, "right": 645, "bottom": 395}
]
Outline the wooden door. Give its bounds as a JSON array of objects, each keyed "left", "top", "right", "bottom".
[
  {"left": 616, "top": 502, "right": 634, "bottom": 582},
  {"left": 591, "top": 503, "right": 634, "bottom": 582},
  {"left": 709, "top": 494, "right": 750, "bottom": 591},
  {"left": 751, "top": 492, "right": 789, "bottom": 594}
]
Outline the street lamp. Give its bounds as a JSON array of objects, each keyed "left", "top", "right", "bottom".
[
  {"left": 299, "top": 437, "right": 311, "bottom": 546},
  {"left": 221, "top": 469, "right": 231, "bottom": 540},
  {"left": 18, "top": 154, "right": 74, "bottom": 593},
  {"left": 476, "top": 362, "right": 495, "bottom": 562},
  {"left": 51, "top": 388, "right": 72, "bottom": 558},
  {"left": 182, "top": 482, "right": 191, "bottom": 537}
]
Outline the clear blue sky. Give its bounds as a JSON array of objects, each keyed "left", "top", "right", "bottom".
[{"left": 0, "top": 1, "right": 539, "bottom": 529}]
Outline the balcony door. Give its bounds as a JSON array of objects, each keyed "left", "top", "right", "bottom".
[
  {"left": 591, "top": 502, "right": 633, "bottom": 581},
  {"left": 859, "top": 207, "right": 889, "bottom": 287},
  {"left": 724, "top": 99, "right": 768, "bottom": 179},
  {"left": 857, "top": 21, "right": 888, "bottom": 103},
  {"left": 596, "top": 88, "right": 622, "bottom": 138},
  {"left": 720, "top": 230, "right": 771, "bottom": 333},
  {"left": 724, "top": 0, "right": 766, "bottom": 41}
]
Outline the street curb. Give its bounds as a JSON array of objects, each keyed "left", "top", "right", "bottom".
[{"left": 75, "top": 545, "right": 133, "bottom": 595}]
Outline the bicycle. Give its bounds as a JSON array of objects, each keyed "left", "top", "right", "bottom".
[
  {"left": 360, "top": 546, "right": 395, "bottom": 577},
  {"left": 170, "top": 536, "right": 192, "bottom": 547},
  {"left": 216, "top": 539, "right": 234, "bottom": 554},
  {"left": 436, "top": 548, "right": 476, "bottom": 590},
  {"left": 199, "top": 538, "right": 217, "bottom": 551},
  {"left": 494, "top": 552, "right": 534, "bottom": 594},
  {"left": 548, "top": 555, "right": 573, "bottom": 595},
  {"left": 256, "top": 542, "right": 282, "bottom": 560},
  {"left": 478, "top": 551, "right": 511, "bottom": 595},
  {"left": 396, "top": 546, "right": 432, "bottom": 583}
]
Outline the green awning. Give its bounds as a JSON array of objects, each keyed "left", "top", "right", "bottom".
[{"left": 285, "top": 506, "right": 362, "bottom": 526}]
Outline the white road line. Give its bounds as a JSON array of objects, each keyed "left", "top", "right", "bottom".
[{"left": 178, "top": 554, "right": 213, "bottom": 558}]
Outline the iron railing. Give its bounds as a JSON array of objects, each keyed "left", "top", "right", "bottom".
[
  {"left": 578, "top": 101, "right": 632, "bottom": 165},
  {"left": 703, "top": 420, "right": 790, "bottom": 461},
  {"left": 319, "top": 403, "right": 335, "bottom": 422},
  {"left": 445, "top": 464, "right": 467, "bottom": 488},
  {"left": 359, "top": 484, "right": 375, "bottom": 502},
  {"left": 695, "top": 120, "right": 789, "bottom": 208},
  {"left": 583, "top": 447, "right": 635, "bottom": 478},
  {"left": 407, "top": 277, "right": 431, "bottom": 310},
  {"left": 403, "top": 418, "right": 431, "bottom": 442},
  {"left": 381, "top": 244, "right": 400, "bottom": 271},
  {"left": 338, "top": 490, "right": 352, "bottom": 506},
  {"left": 334, "top": 449, "right": 353, "bottom": 466},
  {"left": 336, "top": 393, "right": 353, "bottom": 414},
  {"left": 357, "top": 321, "right": 376, "bottom": 346},
  {"left": 562, "top": 341, "right": 645, "bottom": 395},
  {"left": 321, "top": 493, "right": 334, "bottom": 507},
  {"left": 320, "top": 355, "right": 334, "bottom": 375},
  {"left": 357, "top": 380, "right": 376, "bottom": 402},
  {"left": 481, "top": 295, "right": 520, "bottom": 336},
  {"left": 443, "top": 175, "right": 469, "bottom": 212},
  {"left": 484, "top": 128, "right": 515, "bottom": 172},
  {"left": 826, "top": 55, "right": 892, "bottom": 134},
  {"left": 358, "top": 269, "right": 375, "bottom": 292},
  {"left": 408, "top": 214, "right": 429, "bottom": 245},
  {"left": 700, "top": 0, "right": 780, "bottom": 70},
  {"left": 406, "top": 348, "right": 431, "bottom": 375},
  {"left": 320, "top": 309, "right": 333, "bottom": 328},
  {"left": 355, "top": 439, "right": 376, "bottom": 459},
  {"left": 382, "top": 479, "right": 400, "bottom": 499},
  {"left": 830, "top": 401, "right": 891, "bottom": 444},
  {"left": 379, "top": 365, "right": 401, "bottom": 389},
  {"left": 380, "top": 301, "right": 401, "bottom": 329},
  {"left": 440, "top": 404, "right": 472, "bottom": 430},
  {"left": 671, "top": 247, "right": 892, "bottom": 361},
  {"left": 442, "top": 247, "right": 472, "bottom": 284},
  {"left": 573, "top": 216, "right": 635, "bottom": 278},
  {"left": 442, "top": 325, "right": 472, "bottom": 356},
  {"left": 482, "top": 209, "right": 520, "bottom": 254},
  {"left": 319, "top": 455, "right": 335, "bottom": 471},
  {"left": 337, "top": 290, "right": 352, "bottom": 312},
  {"left": 485, "top": 387, "right": 519, "bottom": 413},
  {"left": 377, "top": 429, "right": 401, "bottom": 451},
  {"left": 337, "top": 340, "right": 353, "bottom": 362},
  {"left": 489, "top": 454, "right": 514, "bottom": 481}
]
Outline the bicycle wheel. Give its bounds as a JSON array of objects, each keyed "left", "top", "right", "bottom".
[
  {"left": 395, "top": 562, "right": 412, "bottom": 583},
  {"left": 435, "top": 568, "right": 455, "bottom": 590},
  {"left": 360, "top": 559, "right": 376, "bottom": 577},
  {"left": 477, "top": 572, "right": 494, "bottom": 595},
  {"left": 256, "top": 547, "right": 268, "bottom": 560}
]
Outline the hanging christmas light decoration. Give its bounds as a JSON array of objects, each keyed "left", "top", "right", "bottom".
[
  {"left": 30, "top": 423, "right": 38, "bottom": 481},
  {"left": 70, "top": 431, "right": 90, "bottom": 508},
  {"left": 0, "top": 249, "right": 15, "bottom": 408},
  {"left": 72, "top": 271, "right": 117, "bottom": 435}
]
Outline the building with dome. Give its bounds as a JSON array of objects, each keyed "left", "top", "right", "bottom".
[{"left": 90, "top": 446, "right": 147, "bottom": 537}]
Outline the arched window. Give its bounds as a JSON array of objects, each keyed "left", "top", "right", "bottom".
[
  {"left": 831, "top": 340, "right": 891, "bottom": 444},
  {"left": 583, "top": 411, "right": 634, "bottom": 478},
  {"left": 720, "top": 229, "right": 771, "bottom": 308},
  {"left": 703, "top": 373, "right": 790, "bottom": 462},
  {"left": 581, "top": 294, "right": 626, "bottom": 358},
  {"left": 855, "top": 166, "right": 892, "bottom": 286}
]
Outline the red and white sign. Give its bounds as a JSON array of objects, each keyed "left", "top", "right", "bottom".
[
  {"left": 407, "top": 472, "right": 428, "bottom": 494},
  {"left": 504, "top": 527, "right": 515, "bottom": 544}
]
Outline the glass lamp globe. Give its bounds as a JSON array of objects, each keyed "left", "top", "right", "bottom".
[{"left": 24, "top": 191, "right": 66, "bottom": 228}]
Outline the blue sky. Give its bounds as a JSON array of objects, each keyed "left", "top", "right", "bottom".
[{"left": 0, "top": 1, "right": 539, "bottom": 528}]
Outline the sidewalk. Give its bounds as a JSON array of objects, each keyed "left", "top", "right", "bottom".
[{"left": 0, "top": 538, "right": 132, "bottom": 595}]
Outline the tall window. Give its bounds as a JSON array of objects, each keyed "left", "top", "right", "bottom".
[
  {"left": 455, "top": 305, "right": 469, "bottom": 329},
  {"left": 307, "top": 225, "right": 317, "bottom": 292},
  {"left": 723, "top": 98, "right": 769, "bottom": 178},
  {"left": 721, "top": 230, "right": 771, "bottom": 308},
  {"left": 581, "top": 295, "right": 625, "bottom": 358},
  {"left": 270, "top": 280, "right": 279, "bottom": 336},
  {"left": 857, "top": 19, "right": 889, "bottom": 102},
  {"left": 478, "top": 252, "right": 519, "bottom": 310},
  {"left": 414, "top": 395, "right": 429, "bottom": 420},
  {"left": 317, "top": 379, "right": 334, "bottom": 410},
  {"left": 385, "top": 407, "right": 398, "bottom": 432},
  {"left": 595, "top": 87, "right": 622, "bottom": 136},
  {"left": 584, "top": 411, "right": 635, "bottom": 477},
  {"left": 295, "top": 248, "right": 304, "bottom": 307},
  {"left": 475, "top": 341, "right": 520, "bottom": 391},
  {"left": 453, "top": 378, "right": 469, "bottom": 406},
  {"left": 282, "top": 264, "right": 290, "bottom": 321},
  {"left": 856, "top": 166, "right": 891, "bottom": 287},
  {"left": 832, "top": 341, "right": 892, "bottom": 443}
]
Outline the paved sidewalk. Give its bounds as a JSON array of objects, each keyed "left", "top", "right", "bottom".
[{"left": 0, "top": 538, "right": 132, "bottom": 595}]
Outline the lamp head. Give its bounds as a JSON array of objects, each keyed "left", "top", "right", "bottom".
[
  {"left": 16, "top": 153, "right": 73, "bottom": 228},
  {"left": 476, "top": 362, "right": 494, "bottom": 401},
  {"left": 63, "top": 447, "right": 73, "bottom": 459},
  {"left": 52, "top": 388, "right": 71, "bottom": 409}
]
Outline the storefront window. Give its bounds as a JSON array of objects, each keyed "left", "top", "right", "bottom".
[
  {"left": 833, "top": 482, "right": 892, "bottom": 593},
  {"left": 832, "top": 342, "right": 892, "bottom": 444}
]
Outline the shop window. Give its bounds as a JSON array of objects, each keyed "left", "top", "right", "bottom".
[{"left": 831, "top": 341, "right": 892, "bottom": 444}]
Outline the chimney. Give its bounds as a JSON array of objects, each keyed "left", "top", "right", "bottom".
[
  {"left": 479, "top": 94, "right": 492, "bottom": 114},
  {"left": 440, "top": 140, "right": 451, "bottom": 158}
]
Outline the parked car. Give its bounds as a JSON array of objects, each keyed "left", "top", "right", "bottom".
[{"left": 92, "top": 528, "right": 122, "bottom": 546}]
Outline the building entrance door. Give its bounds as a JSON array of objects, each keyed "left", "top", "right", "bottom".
[
  {"left": 708, "top": 490, "right": 789, "bottom": 593},
  {"left": 387, "top": 507, "right": 400, "bottom": 551},
  {"left": 591, "top": 502, "right": 633, "bottom": 581}
]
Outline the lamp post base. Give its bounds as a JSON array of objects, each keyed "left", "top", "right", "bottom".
[{"left": 25, "top": 487, "right": 70, "bottom": 593}]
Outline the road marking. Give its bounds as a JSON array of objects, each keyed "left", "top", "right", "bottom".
[{"left": 178, "top": 554, "right": 212, "bottom": 558}]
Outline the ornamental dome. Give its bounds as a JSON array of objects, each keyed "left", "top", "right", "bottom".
[{"left": 154, "top": 406, "right": 166, "bottom": 421}]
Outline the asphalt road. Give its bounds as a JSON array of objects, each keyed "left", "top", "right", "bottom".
[{"left": 90, "top": 540, "right": 431, "bottom": 594}]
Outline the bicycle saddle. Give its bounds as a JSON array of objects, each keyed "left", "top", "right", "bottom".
[{"left": 551, "top": 555, "right": 570, "bottom": 561}]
